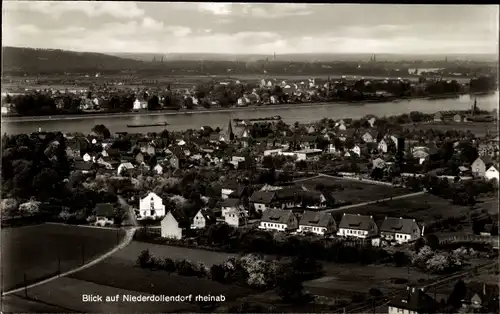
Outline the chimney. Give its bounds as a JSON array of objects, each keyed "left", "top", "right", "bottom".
[
  {"left": 483, "top": 283, "right": 486, "bottom": 295},
  {"left": 412, "top": 287, "right": 415, "bottom": 293},
  {"left": 421, "top": 224, "right": 425, "bottom": 237}
]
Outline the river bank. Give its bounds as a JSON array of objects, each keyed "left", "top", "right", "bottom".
[{"left": 0, "top": 92, "right": 482, "bottom": 123}]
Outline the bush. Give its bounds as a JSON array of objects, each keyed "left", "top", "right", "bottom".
[
  {"left": 210, "top": 264, "right": 227, "bottom": 283},
  {"left": 351, "top": 293, "right": 366, "bottom": 303},
  {"left": 163, "top": 258, "right": 176, "bottom": 273},
  {"left": 393, "top": 251, "right": 411, "bottom": 267},
  {"left": 175, "top": 259, "right": 197, "bottom": 276},
  {"left": 136, "top": 249, "right": 151, "bottom": 268}
]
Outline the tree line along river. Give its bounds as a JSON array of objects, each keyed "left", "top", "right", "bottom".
[{"left": 1, "top": 92, "right": 498, "bottom": 135}]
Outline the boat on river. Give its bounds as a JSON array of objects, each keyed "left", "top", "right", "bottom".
[
  {"left": 127, "top": 122, "right": 169, "bottom": 128},
  {"left": 233, "top": 115, "right": 282, "bottom": 124}
]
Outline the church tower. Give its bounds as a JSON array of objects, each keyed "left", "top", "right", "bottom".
[{"left": 228, "top": 120, "right": 235, "bottom": 141}]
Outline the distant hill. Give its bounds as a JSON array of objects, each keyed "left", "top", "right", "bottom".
[
  {"left": 2, "top": 46, "right": 150, "bottom": 75},
  {"left": 110, "top": 52, "right": 498, "bottom": 63}
]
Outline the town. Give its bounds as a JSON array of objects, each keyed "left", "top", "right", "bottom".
[
  {"left": 1, "top": 2, "right": 499, "bottom": 314},
  {"left": 2, "top": 103, "right": 499, "bottom": 313}
]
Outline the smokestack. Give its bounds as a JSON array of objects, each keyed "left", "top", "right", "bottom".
[
  {"left": 483, "top": 284, "right": 486, "bottom": 295},
  {"left": 412, "top": 287, "right": 415, "bottom": 293},
  {"left": 421, "top": 224, "right": 425, "bottom": 237}
]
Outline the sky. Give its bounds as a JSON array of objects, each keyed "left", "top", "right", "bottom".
[{"left": 2, "top": 2, "right": 499, "bottom": 55}]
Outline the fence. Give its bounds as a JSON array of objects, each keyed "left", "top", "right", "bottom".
[{"left": 439, "top": 234, "right": 499, "bottom": 248}]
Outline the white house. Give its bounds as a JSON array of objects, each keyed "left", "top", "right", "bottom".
[
  {"left": 153, "top": 164, "right": 163, "bottom": 175},
  {"left": 293, "top": 149, "right": 323, "bottom": 161},
  {"left": 160, "top": 211, "right": 186, "bottom": 240},
  {"left": 133, "top": 99, "right": 141, "bottom": 110},
  {"left": 191, "top": 209, "right": 215, "bottom": 229},
  {"left": 337, "top": 213, "right": 378, "bottom": 239},
  {"left": 221, "top": 198, "right": 244, "bottom": 217},
  {"left": 259, "top": 209, "right": 298, "bottom": 232},
  {"left": 139, "top": 192, "right": 166, "bottom": 220},
  {"left": 379, "top": 217, "right": 422, "bottom": 244},
  {"left": 352, "top": 144, "right": 361, "bottom": 156},
  {"left": 298, "top": 211, "right": 337, "bottom": 236},
  {"left": 117, "top": 162, "right": 134, "bottom": 176},
  {"left": 485, "top": 165, "right": 499, "bottom": 181},
  {"left": 378, "top": 139, "right": 389, "bottom": 153},
  {"left": 224, "top": 206, "right": 249, "bottom": 228}
]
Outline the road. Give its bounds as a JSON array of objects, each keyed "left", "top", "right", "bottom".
[
  {"left": 321, "top": 191, "right": 425, "bottom": 214},
  {"left": 117, "top": 195, "right": 139, "bottom": 227}
]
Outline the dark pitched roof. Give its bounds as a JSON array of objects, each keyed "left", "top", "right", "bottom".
[
  {"left": 275, "top": 187, "right": 303, "bottom": 200},
  {"left": 338, "top": 214, "right": 376, "bottom": 230},
  {"left": 299, "top": 211, "right": 334, "bottom": 228},
  {"left": 389, "top": 288, "right": 439, "bottom": 313},
  {"left": 380, "top": 217, "right": 418, "bottom": 235},
  {"left": 74, "top": 161, "right": 94, "bottom": 171},
  {"left": 221, "top": 198, "right": 241, "bottom": 208},
  {"left": 94, "top": 203, "right": 115, "bottom": 217},
  {"left": 167, "top": 210, "right": 191, "bottom": 228},
  {"left": 249, "top": 191, "right": 276, "bottom": 204},
  {"left": 261, "top": 209, "right": 295, "bottom": 224}
]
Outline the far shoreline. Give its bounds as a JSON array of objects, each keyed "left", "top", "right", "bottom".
[{"left": 3, "top": 92, "right": 492, "bottom": 123}]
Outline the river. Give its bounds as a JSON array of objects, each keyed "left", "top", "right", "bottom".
[{"left": 1, "top": 92, "right": 498, "bottom": 135}]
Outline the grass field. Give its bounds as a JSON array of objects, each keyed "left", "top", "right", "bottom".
[
  {"left": 305, "top": 263, "right": 436, "bottom": 298},
  {"left": 112, "top": 241, "right": 238, "bottom": 266},
  {"left": 1, "top": 224, "right": 125, "bottom": 291},
  {"left": 404, "top": 121, "right": 498, "bottom": 138},
  {"left": 298, "top": 176, "right": 411, "bottom": 204},
  {"left": 337, "top": 193, "right": 469, "bottom": 224}
]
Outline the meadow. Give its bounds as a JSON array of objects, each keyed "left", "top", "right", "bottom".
[
  {"left": 298, "top": 176, "right": 411, "bottom": 205},
  {"left": 1, "top": 223, "right": 125, "bottom": 291}
]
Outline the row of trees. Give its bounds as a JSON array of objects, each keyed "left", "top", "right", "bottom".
[{"left": 136, "top": 249, "right": 320, "bottom": 304}]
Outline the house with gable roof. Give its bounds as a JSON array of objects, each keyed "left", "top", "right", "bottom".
[
  {"left": 461, "top": 281, "right": 499, "bottom": 312},
  {"left": 191, "top": 208, "right": 216, "bottom": 229},
  {"left": 379, "top": 217, "right": 422, "bottom": 244},
  {"left": 249, "top": 190, "right": 277, "bottom": 212},
  {"left": 388, "top": 286, "right": 439, "bottom": 314},
  {"left": 94, "top": 203, "right": 115, "bottom": 226},
  {"left": 337, "top": 213, "right": 378, "bottom": 239},
  {"left": 161, "top": 210, "right": 190, "bottom": 240},
  {"left": 298, "top": 211, "right": 337, "bottom": 236},
  {"left": 138, "top": 192, "right": 166, "bottom": 220},
  {"left": 259, "top": 209, "right": 298, "bottom": 232}
]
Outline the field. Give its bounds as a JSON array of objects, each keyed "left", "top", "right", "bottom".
[
  {"left": 341, "top": 193, "right": 469, "bottom": 224},
  {"left": 1, "top": 223, "right": 125, "bottom": 291},
  {"left": 3, "top": 253, "right": 256, "bottom": 313},
  {"left": 298, "top": 176, "right": 411, "bottom": 204},
  {"left": 113, "top": 240, "right": 238, "bottom": 266},
  {"left": 404, "top": 121, "right": 498, "bottom": 138}
]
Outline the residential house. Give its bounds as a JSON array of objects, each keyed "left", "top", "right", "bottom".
[
  {"left": 221, "top": 198, "right": 245, "bottom": 218},
  {"left": 293, "top": 148, "right": 323, "bottom": 161},
  {"left": 249, "top": 191, "right": 277, "bottom": 212},
  {"left": 337, "top": 129, "right": 355, "bottom": 142},
  {"left": 351, "top": 144, "right": 361, "bottom": 156},
  {"left": 74, "top": 160, "right": 95, "bottom": 173},
  {"left": 153, "top": 164, "right": 164, "bottom": 175},
  {"left": 259, "top": 209, "right": 298, "bottom": 232},
  {"left": 336, "top": 121, "right": 347, "bottom": 131},
  {"left": 434, "top": 112, "right": 443, "bottom": 122},
  {"left": 461, "top": 282, "right": 499, "bottom": 312},
  {"left": 379, "top": 217, "right": 422, "bottom": 244},
  {"left": 117, "top": 162, "right": 134, "bottom": 176},
  {"left": 224, "top": 206, "right": 249, "bottom": 228},
  {"left": 274, "top": 187, "right": 304, "bottom": 209},
  {"left": 378, "top": 139, "right": 389, "bottom": 153},
  {"left": 191, "top": 209, "right": 216, "bottom": 229},
  {"left": 453, "top": 113, "right": 464, "bottom": 123},
  {"left": 170, "top": 150, "right": 187, "bottom": 169},
  {"left": 264, "top": 147, "right": 283, "bottom": 156},
  {"left": 337, "top": 213, "right": 378, "bottom": 239},
  {"left": 372, "top": 157, "right": 387, "bottom": 169},
  {"left": 221, "top": 184, "right": 249, "bottom": 200},
  {"left": 298, "top": 211, "right": 337, "bottom": 236},
  {"left": 82, "top": 152, "right": 97, "bottom": 163},
  {"left": 138, "top": 192, "right": 166, "bottom": 220},
  {"left": 388, "top": 287, "right": 439, "bottom": 314},
  {"left": 485, "top": 164, "right": 499, "bottom": 181},
  {"left": 94, "top": 203, "right": 115, "bottom": 226},
  {"left": 160, "top": 211, "right": 189, "bottom": 240},
  {"left": 362, "top": 130, "right": 379, "bottom": 143},
  {"left": 471, "top": 156, "right": 493, "bottom": 177}
]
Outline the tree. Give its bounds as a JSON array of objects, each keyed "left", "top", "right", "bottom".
[
  {"left": 426, "top": 234, "right": 440, "bottom": 250},
  {"left": 147, "top": 95, "right": 160, "bottom": 110},
  {"left": 426, "top": 253, "right": 449, "bottom": 273},
  {"left": 276, "top": 268, "right": 304, "bottom": 303},
  {"left": 91, "top": 124, "right": 111, "bottom": 138},
  {"left": 136, "top": 249, "right": 151, "bottom": 268}
]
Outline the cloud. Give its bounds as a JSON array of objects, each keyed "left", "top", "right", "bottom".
[
  {"left": 3, "top": 1, "right": 145, "bottom": 19},
  {"left": 17, "top": 24, "right": 41, "bottom": 34},
  {"left": 197, "top": 3, "right": 232, "bottom": 16},
  {"left": 240, "top": 4, "right": 314, "bottom": 18}
]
